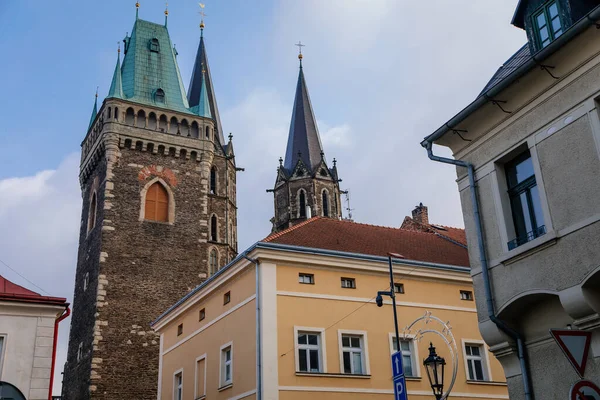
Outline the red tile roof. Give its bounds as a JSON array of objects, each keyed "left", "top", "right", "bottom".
[
  {"left": 263, "top": 218, "right": 469, "bottom": 267},
  {"left": 0, "top": 275, "right": 67, "bottom": 306},
  {"left": 400, "top": 216, "right": 467, "bottom": 246}
]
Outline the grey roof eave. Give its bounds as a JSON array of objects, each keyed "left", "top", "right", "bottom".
[
  {"left": 421, "top": 5, "right": 600, "bottom": 148},
  {"left": 150, "top": 241, "right": 470, "bottom": 327}
]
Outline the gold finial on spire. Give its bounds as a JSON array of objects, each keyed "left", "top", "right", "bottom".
[
  {"left": 95, "top": 86, "right": 99, "bottom": 98},
  {"left": 165, "top": 2, "right": 169, "bottom": 16},
  {"left": 199, "top": 3, "right": 206, "bottom": 30},
  {"left": 117, "top": 41, "right": 121, "bottom": 54},
  {"left": 135, "top": 1, "right": 140, "bottom": 8}
]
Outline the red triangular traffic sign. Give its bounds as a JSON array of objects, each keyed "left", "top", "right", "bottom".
[{"left": 550, "top": 329, "right": 592, "bottom": 377}]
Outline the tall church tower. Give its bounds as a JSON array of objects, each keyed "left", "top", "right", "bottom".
[
  {"left": 63, "top": 6, "right": 237, "bottom": 399},
  {"left": 270, "top": 52, "right": 343, "bottom": 232}
]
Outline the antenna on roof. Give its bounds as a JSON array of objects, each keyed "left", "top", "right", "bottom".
[{"left": 341, "top": 190, "right": 353, "bottom": 221}]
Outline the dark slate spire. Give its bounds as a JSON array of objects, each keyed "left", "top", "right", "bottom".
[
  {"left": 188, "top": 27, "right": 225, "bottom": 145},
  {"left": 283, "top": 60, "right": 325, "bottom": 173}
]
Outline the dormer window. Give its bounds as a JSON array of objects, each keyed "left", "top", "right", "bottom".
[
  {"left": 150, "top": 38, "right": 160, "bottom": 53},
  {"left": 155, "top": 89, "right": 165, "bottom": 104},
  {"left": 533, "top": 2, "right": 562, "bottom": 48}
]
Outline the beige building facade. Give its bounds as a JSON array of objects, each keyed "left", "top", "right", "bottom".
[
  {"left": 153, "top": 218, "right": 509, "bottom": 400},
  {"left": 423, "top": 1, "right": 600, "bottom": 399}
]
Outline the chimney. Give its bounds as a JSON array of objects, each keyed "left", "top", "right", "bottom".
[{"left": 411, "top": 203, "right": 429, "bottom": 225}]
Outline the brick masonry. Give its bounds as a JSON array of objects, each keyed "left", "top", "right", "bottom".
[{"left": 63, "top": 99, "right": 237, "bottom": 400}]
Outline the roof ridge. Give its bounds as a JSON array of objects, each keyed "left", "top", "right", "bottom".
[{"left": 263, "top": 217, "right": 322, "bottom": 242}]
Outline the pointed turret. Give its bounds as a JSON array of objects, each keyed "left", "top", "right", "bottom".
[
  {"left": 107, "top": 49, "right": 124, "bottom": 99},
  {"left": 188, "top": 27, "right": 225, "bottom": 144},
  {"left": 283, "top": 59, "right": 325, "bottom": 174},
  {"left": 88, "top": 91, "right": 98, "bottom": 130},
  {"left": 192, "top": 68, "right": 212, "bottom": 118}
]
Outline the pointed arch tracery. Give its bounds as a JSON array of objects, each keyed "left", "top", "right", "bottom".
[
  {"left": 298, "top": 189, "right": 307, "bottom": 218},
  {"left": 210, "top": 214, "right": 218, "bottom": 241},
  {"left": 139, "top": 178, "right": 175, "bottom": 224},
  {"left": 209, "top": 247, "right": 218, "bottom": 275},
  {"left": 322, "top": 189, "right": 330, "bottom": 217}
]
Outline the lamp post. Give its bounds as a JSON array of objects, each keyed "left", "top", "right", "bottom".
[
  {"left": 423, "top": 342, "right": 446, "bottom": 400},
  {"left": 375, "top": 253, "right": 402, "bottom": 351}
]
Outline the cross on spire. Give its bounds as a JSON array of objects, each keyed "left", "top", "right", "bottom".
[
  {"left": 199, "top": 3, "right": 207, "bottom": 31},
  {"left": 295, "top": 41, "right": 305, "bottom": 66}
]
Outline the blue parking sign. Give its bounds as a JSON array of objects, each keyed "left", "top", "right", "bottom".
[{"left": 394, "top": 375, "right": 408, "bottom": 400}]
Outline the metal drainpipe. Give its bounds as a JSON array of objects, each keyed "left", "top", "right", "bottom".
[
  {"left": 243, "top": 253, "right": 262, "bottom": 400},
  {"left": 424, "top": 142, "right": 533, "bottom": 400}
]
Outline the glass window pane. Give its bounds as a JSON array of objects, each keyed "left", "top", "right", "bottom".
[
  {"left": 400, "top": 341, "right": 410, "bottom": 351},
  {"left": 342, "top": 336, "right": 350, "bottom": 347},
  {"left": 403, "top": 355, "right": 413, "bottom": 376},
  {"left": 540, "top": 27, "right": 550, "bottom": 42},
  {"left": 298, "top": 334, "right": 307, "bottom": 345},
  {"left": 392, "top": 340, "right": 398, "bottom": 351},
  {"left": 351, "top": 337, "right": 360, "bottom": 348},
  {"left": 299, "top": 349, "right": 308, "bottom": 371},
  {"left": 353, "top": 352, "right": 363, "bottom": 374},
  {"left": 343, "top": 352, "right": 351, "bottom": 373},
  {"left": 537, "top": 13, "right": 547, "bottom": 28},
  {"left": 471, "top": 345, "right": 480, "bottom": 356},
  {"left": 308, "top": 334, "right": 318, "bottom": 346},
  {"left": 552, "top": 17, "right": 561, "bottom": 34},
  {"left": 554, "top": 29, "right": 563, "bottom": 38},
  {"left": 474, "top": 360, "right": 485, "bottom": 380},
  {"left": 529, "top": 185, "right": 545, "bottom": 229},
  {"left": 466, "top": 346, "right": 472, "bottom": 356},
  {"left": 226, "top": 349, "right": 231, "bottom": 361},
  {"left": 549, "top": 3, "right": 558, "bottom": 17},
  {"left": 467, "top": 360, "right": 474, "bottom": 380},
  {"left": 520, "top": 192, "right": 534, "bottom": 233},
  {"left": 515, "top": 157, "right": 534, "bottom": 183},
  {"left": 309, "top": 349, "right": 319, "bottom": 372}
]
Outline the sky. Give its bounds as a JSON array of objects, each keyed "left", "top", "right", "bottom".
[{"left": 0, "top": 0, "right": 526, "bottom": 394}]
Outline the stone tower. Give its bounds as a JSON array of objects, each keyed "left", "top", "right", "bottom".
[
  {"left": 62, "top": 8, "right": 238, "bottom": 399},
  {"left": 270, "top": 54, "right": 343, "bottom": 232}
]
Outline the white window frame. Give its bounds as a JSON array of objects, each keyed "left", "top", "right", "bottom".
[
  {"left": 460, "top": 290, "right": 473, "bottom": 301},
  {"left": 338, "top": 329, "right": 370, "bottom": 375},
  {"left": 341, "top": 277, "right": 356, "bottom": 289},
  {"left": 0, "top": 334, "right": 6, "bottom": 377},
  {"left": 219, "top": 341, "right": 233, "bottom": 387},
  {"left": 388, "top": 333, "right": 420, "bottom": 378},
  {"left": 173, "top": 368, "right": 183, "bottom": 400},
  {"left": 294, "top": 326, "right": 327, "bottom": 373},
  {"left": 298, "top": 273, "right": 314, "bottom": 284},
  {"left": 462, "top": 339, "right": 492, "bottom": 382},
  {"left": 194, "top": 354, "right": 207, "bottom": 400}
]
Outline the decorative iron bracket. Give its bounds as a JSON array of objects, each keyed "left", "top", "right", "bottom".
[
  {"left": 485, "top": 95, "right": 512, "bottom": 114},
  {"left": 540, "top": 64, "right": 559, "bottom": 79}
]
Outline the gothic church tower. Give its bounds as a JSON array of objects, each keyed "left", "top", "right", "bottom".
[
  {"left": 63, "top": 6, "right": 237, "bottom": 399},
  {"left": 270, "top": 53, "right": 343, "bottom": 231}
]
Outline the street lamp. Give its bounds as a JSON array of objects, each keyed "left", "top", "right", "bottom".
[{"left": 423, "top": 342, "right": 446, "bottom": 400}]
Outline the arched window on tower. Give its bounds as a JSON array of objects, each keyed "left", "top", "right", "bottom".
[
  {"left": 145, "top": 182, "right": 169, "bottom": 222},
  {"left": 209, "top": 248, "right": 218, "bottom": 275},
  {"left": 87, "top": 193, "right": 97, "bottom": 233},
  {"left": 210, "top": 214, "right": 218, "bottom": 241},
  {"left": 298, "top": 190, "right": 306, "bottom": 218},
  {"left": 322, "top": 190, "right": 329, "bottom": 217},
  {"left": 155, "top": 89, "right": 165, "bottom": 104},
  {"left": 150, "top": 38, "right": 160, "bottom": 53},
  {"left": 210, "top": 167, "right": 217, "bottom": 194}
]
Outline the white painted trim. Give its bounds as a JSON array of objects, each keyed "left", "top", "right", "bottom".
[
  {"left": 259, "top": 261, "right": 279, "bottom": 400},
  {"left": 277, "top": 291, "right": 477, "bottom": 313},
  {"left": 163, "top": 295, "right": 255, "bottom": 355},
  {"left": 193, "top": 353, "right": 207, "bottom": 400},
  {"left": 461, "top": 339, "right": 493, "bottom": 382},
  {"left": 0, "top": 334, "right": 6, "bottom": 379},
  {"left": 388, "top": 332, "right": 421, "bottom": 378},
  {"left": 227, "top": 389, "right": 257, "bottom": 400},
  {"left": 337, "top": 329, "right": 370, "bottom": 375},
  {"left": 157, "top": 334, "right": 164, "bottom": 400},
  {"left": 220, "top": 341, "right": 234, "bottom": 387},
  {"left": 278, "top": 386, "right": 509, "bottom": 398},
  {"left": 294, "top": 326, "right": 327, "bottom": 373},
  {"left": 172, "top": 368, "right": 183, "bottom": 400}
]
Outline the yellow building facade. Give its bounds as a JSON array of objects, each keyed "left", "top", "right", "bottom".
[{"left": 152, "top": 218, "right": 509, "bottom": 400}]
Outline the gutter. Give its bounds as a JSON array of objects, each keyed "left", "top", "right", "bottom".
[
  {"left": 242, "top": 253, "right": 262, "bottom": 400},
  {"left": 422, "top": 143, "right": 533, "bottom": 400},
  {"left": 421, "top": 5, "right": 600, "bottom": 146},
  {"left": 49, "top": 305, "right": 70, "bottom": 400}
]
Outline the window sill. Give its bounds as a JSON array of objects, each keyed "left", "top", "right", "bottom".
[
  {"left": 466, "top": 380, "right": 507, "bottom": 386},
  {"left": 496, "top": 230, "right": 557, "bottom": 266},
  {"left": 296, "top": 372, "right": 371, "bottom": 379},
  {"left": 142, "top": 219, "right": 173, "bottom": 226},
  {"left": 405, "top": 376, "right": 422, "bottom": 381},
  {"left": 195, "top": 396, "right": 206, "bottom": 400},
  {"left": 218, "top": 383, "right": 233, "bottom": 391}
]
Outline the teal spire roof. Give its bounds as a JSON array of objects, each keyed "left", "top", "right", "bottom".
[
  {"left": 88, "top": 92, "right": 98, "bottom": 130},
  {"left": 192, "top": 70, "right": 212, "bottom": 118},
  {"left": 107, "top": 50, "right": 124, "bottom": 99},
  {"left": 120, "top": 18, "right": 190, "bottom": 112}
]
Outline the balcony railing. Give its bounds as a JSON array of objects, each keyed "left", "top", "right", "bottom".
[{"left": 507, "top": 225, "right": 546, "bottom": 250}]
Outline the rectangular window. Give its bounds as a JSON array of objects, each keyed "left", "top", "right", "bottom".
[
  {"left": 460, "top": 290, "right": 474, "bottom": 301},
  {"left": 533, "top": 1, "right": 562, "bottom": 48},
  {"left": 505, "top": 150, "right": 545, "bottom": 249},
  {"left": 341, "top": 277, "right": 356, "bottom": 289},
  {"left": 0, "top": 336, "right": 5, "bottom": 376},
  {"left": 224, "top": 291, "right": 231, "bottom": 305},
  {"left": 199, "top": 308, "right": 205, "bottom": 321},
  {"left": 297, "top": 331, "right": 322, "bottom": 372},
  {"left": 195, "top": 357, "right": 206, "bottom": 399},
  {"left": 77, "top": 342, "right": 83, "bottom": 362},
  {"left": 394, "top": 283, "right": 405, "bottom": 294},
  {"left": 177, "top": 324, "right": 183, "bottom": 336},
  {"left": 465, "top": 343, "right": 488, "bottom": 381},
  {"left": 392, "top": 338, "right": 417, "bottom": 377},
  {"left": 299, "top": 273, "right": 314, "bottom": 284},
  {"left": 220, "top": 345, "right": 233, "bottom": 386},
  {"left": 174, "top": 371, "right": 183, "bottom": 400},
  {"left": 341, "top": 335, "right": 364, "bottom": 374},
  {"left": 83, "top": 272, "right": 89, "bottom": 292}
]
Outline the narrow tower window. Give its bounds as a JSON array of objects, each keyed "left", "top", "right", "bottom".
[
  {"left": 210, "top": 214, "right": 218, "bottom": 241},
  {"left": 299, "top": 190, "right": 306, "bottom": 218},
  {"left": 205, "top": 126, "right": 210, "bottom": 139},
  {"left": 322, "top": 190, "right": 329, "bottom": 217},
  {"left": 209, "top": 248, "right": 218, "bottom": 275},
  {"left": 145, "top": 182, "right": 169, "bottom": 222},
  {"left": 87, "top": 193, "right": 97, "bottom": 233},
  {"left": 155, "top": 89, "right": 165, "bottom": 104},
  {"left": 210, "top": 167, "right": 217, "bottom": 194},
  {"left": 150, "top": 38, "right": 160, "bottom": 52}
]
